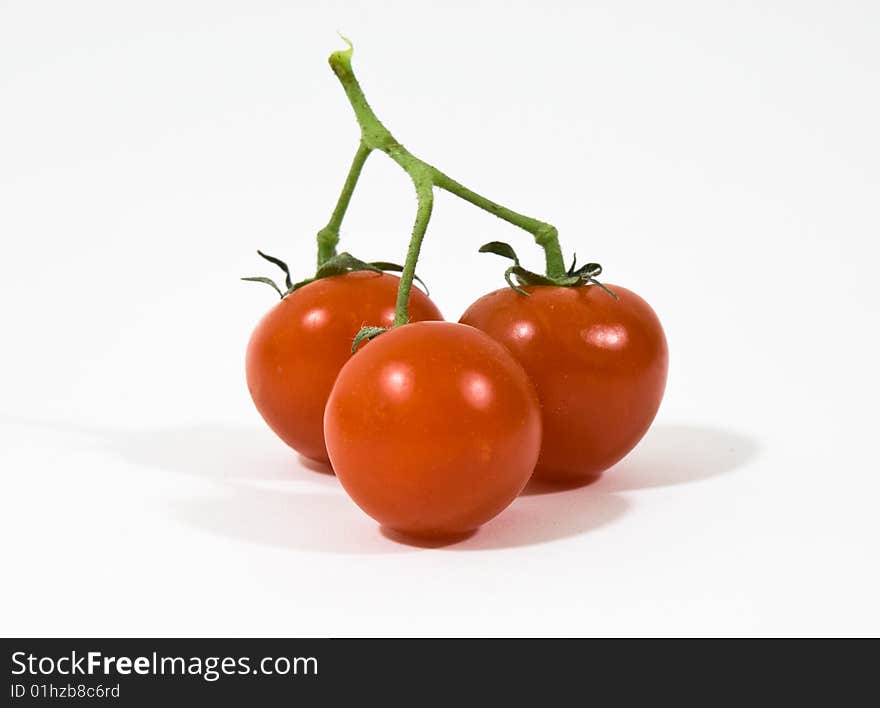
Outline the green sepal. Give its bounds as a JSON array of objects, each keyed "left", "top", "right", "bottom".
[
  {"left": 569, "top": 261, "right": 617, "bottom": 299},
  {"left": 511, "top": 266, "right": 580, "bottom": 288},
  {"left": 243, "top": 249, "right": 431, "bottom": 301},
  {"left": 257, "top": 250, "right": 293, "bottom": 290},
  {"left": 503, "top": 266, "right": 528, "bottom": 296},
  {"left": 282, "top": 252, "right": 430, "bottom": 297},
  {"left": 368, "top": 262, "right": 430, "bottom": 295},
  {"left": 288, "top": 276, "right": 316, "bottom": 292},
  {"left": 570, "top": 262, "right": 602, "bottom": 279},
  {"left": 479, "top": 241, "right": 522, "bottom": 264},
  {"left": 315, "top": 252, "right": 382, "bottom": 279},
  {"left": 586, "top": 278, "right": 618, "bottom": 299},
  {"left": 351, "top": 326, "right": 387, "bottom": 353},
  {"left": 478, "top": 240, "right": 577, "bottom": 295},
  {"left": 241, "top": 276, "right": 284, "bottom": 299},
  {"left": 478, "top": 240, "right": 616, "bottom": 299}
]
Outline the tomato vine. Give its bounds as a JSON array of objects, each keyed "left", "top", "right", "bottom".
[{"left": 322, "top": 38, "right": 596, "bottom": 347}]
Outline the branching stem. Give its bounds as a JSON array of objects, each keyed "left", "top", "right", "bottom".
[{"left": 326, "top": 41, "right": 566, "bottom": 325}]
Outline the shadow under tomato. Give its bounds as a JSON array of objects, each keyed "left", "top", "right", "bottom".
[
  {"left": 380, "top": 527, "right": 478, "bottom": 548},
  {"left": 596, "top": 423, "right": 759, "bottom": 493},
  {"left": 167, "top": 486, "right": 410, "bottom": 555},
  {"left": 162, "top": 453, "right": 627, "bottom": 553},
  {"left": 380, "top": 422, "right": 758, "bottom": 550},
  {"left": 298, "top": 454, "right": 335, "bottom": 476},
  {"left": 371, "top": 489, "right": 631, "bottom": 551},
  {"left": 0, "top": 415, "right": 335, "bottom": 486},
  {"left": 0, "top": 415, "right": 405, "bottom": 555},
  {"left": 521, "top": 475, "right": 602, "bottom": 496},
  {"left": 0, "top": 416, "right": 758, "bottom": 554},
  {"left": 522, "top": 423, "right": 757, "bottom": 496},
  {"left": 93, "top": 422, "right": 634, "bottom": 551}
]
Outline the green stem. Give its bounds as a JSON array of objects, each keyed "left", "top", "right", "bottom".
[
  {"left": 327, "top": 41, "right": 566, "bottom": 324},
  {"left": 393, "top": 178, "right": 434, "bottom": 327},
  {"left": 316, "top": 141, "right": 372, "bottom": 266},
  {"left": 430, "top": 170, "right": 565, "bottom": 278}
]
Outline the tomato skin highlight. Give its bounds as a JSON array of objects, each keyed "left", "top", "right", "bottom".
[
  {"left": 460, "top": 284, "right": 668, "bottom": 482},
  {"left": 323, "top": 321, "right": 542, "bottom": 538},
  {"left": 246, "top": 271, "right": 443, "bottom": 463}
]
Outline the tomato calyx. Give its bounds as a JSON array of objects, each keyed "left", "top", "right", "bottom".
[
  {"left": 241, "top": 250, "right": 428, "bottom": 300},
  {"left": 350, "top": 325, "right": 387, "bottom": 353},
  {"left": 478, "top": 241, "right": 617, "bottom": 299}
]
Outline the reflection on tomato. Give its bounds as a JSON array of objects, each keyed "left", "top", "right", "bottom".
[
  {"left": 324, "top": 321, "right": 542, "bottom": 537},
  {"left": 246, "top": 272, "right": 442, "bottom": 462},
  {"left": 461, "top": 284, "right": 667, "bottom": 482}
]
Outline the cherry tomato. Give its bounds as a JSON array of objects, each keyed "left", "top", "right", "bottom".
[
  {"left": 246, "top": 271, "right": 442, "bottom": 462},
  {"left": 460, "top": 284, "right": 667, "bottom": 483},
  {"left": 323, "top": 321, "right": 542, "bottom": 538}
]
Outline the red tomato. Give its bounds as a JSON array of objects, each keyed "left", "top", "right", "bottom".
[
  {"left": 246, "top": 271, "right": 442, "bottom": 462},
  {"left": 323, "top": 321, "right": 542, "bottom": 538},
  {"left": 460, "top": 284, "right": 667, "bottom": 483}
]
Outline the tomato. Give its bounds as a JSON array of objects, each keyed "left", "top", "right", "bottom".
[
  {"left": 246, "top": 271, "right": 442, "bottom": 462},
  {"left": 460, "top": 284, "right": 667, "bottom": 483},
  {"left": 323, "top": 321, "right": 542, "bottom": 538}
]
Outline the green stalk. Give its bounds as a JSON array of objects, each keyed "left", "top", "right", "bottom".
[
  {"left": 316, "top": 141, "right": 372, "bottom": 266},
  {"left": 393, "top": 177, "right": 433, "bottom": 326},
  {"left": 430, "top": 170, "right": 565, "bottom": 278},
  {"left": 326, "top": 41, "right": 566, "bottom": 325}
]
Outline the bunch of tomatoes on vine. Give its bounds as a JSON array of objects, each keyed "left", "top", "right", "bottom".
[{"left": 244, "top": 41, "right": 668, "bottom": 540}]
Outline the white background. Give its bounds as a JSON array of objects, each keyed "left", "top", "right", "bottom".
[{"left": 1, "top": 0, "right": 878, "bottom": 637}]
